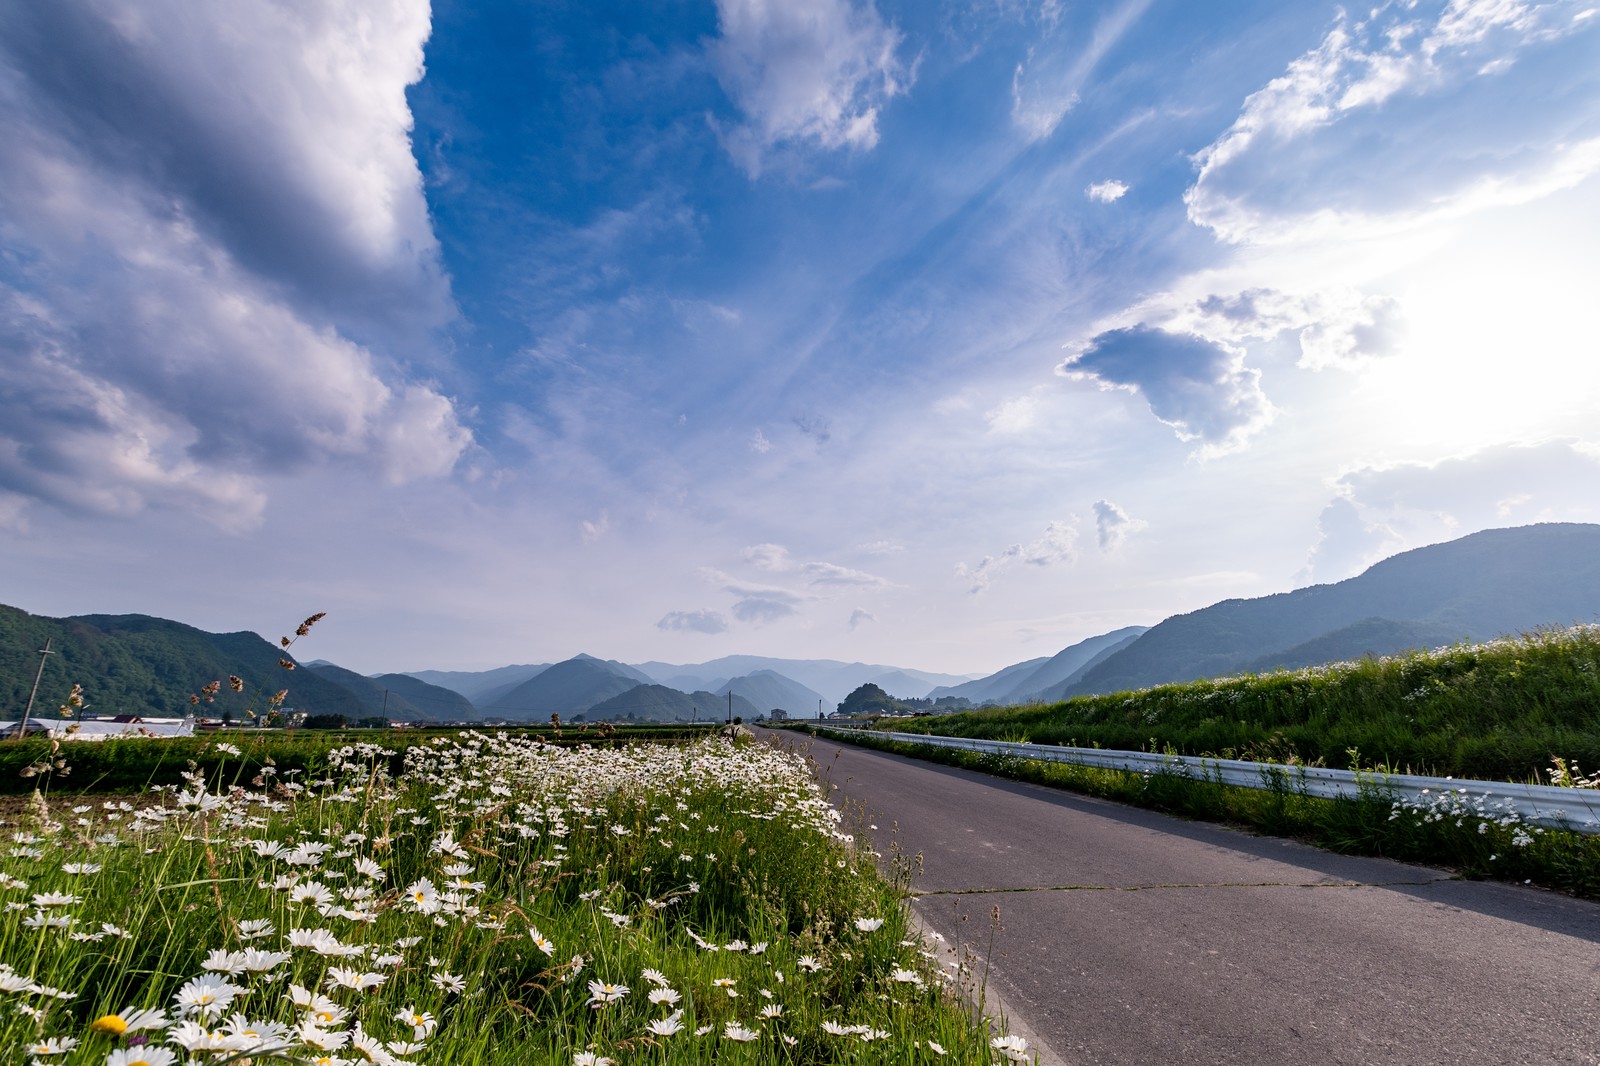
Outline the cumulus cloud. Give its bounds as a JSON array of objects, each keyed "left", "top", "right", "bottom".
[
  {"left": 658, "top": 609, "right": 730, "bottom": 634},
  {"left": 1186, "top": 0, "right": 1600, "bottom": 244},
  {"left": 708, "top": 0, "right": 911, "bottom": 177},
  {"left": 1306, "top": 439, "right": 1600, "bottom": 579},
  {"left": 1060, "top": 326, "right": 1274, "bottom": 454},
  {"left": 0, "top": 0, "right": 468, "bottom": 529},
  {"left": 1086, "top": 179, "right": 1129, "bottom": 202},
  {"left": 1186, "top": 288, "right": 1407, "bottom": 372},
  {"left": 956, "top": 520, "right": 1079, "bottom": 593},
  {"left": 1093, "top": 499, "right": 1147, "bottom": 550}
]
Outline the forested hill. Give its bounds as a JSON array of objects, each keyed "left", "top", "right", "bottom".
[{"left": 0, "top": 605, "right": 364, "bottom": 718}]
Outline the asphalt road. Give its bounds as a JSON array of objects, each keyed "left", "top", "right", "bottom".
[{"left": 767, "top": 729, "right": 1600, "bottom": 1066}]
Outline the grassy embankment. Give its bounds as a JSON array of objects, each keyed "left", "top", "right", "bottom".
[
  {"left": 0, "top": 733, "right": 1024, "bottom": 1065},
  {"left": 814, "top": 627, "right": 1600, "bottom": 898}
]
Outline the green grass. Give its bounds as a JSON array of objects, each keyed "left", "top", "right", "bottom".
[
  {"left": 882, "top": 626, "right": 1600, "bottom": 783},
  {"left": 0, "top": 733, "right": 1016, "bottom": 1064}
]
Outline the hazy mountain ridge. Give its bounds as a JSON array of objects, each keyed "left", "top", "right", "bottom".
[
  {"left": 715, "top": 670, "right": 827, "bottom": 717},
  {"left": 632, "top": 656, "right": 978, "bottom": 706},
  {"left": 11, "top": 522, "right": 1596, "bottom": 721},
  {"left": 584, "top": 685, "right": 760, "bottom": 724},
  {"left": 407, "top": 663, "right": 549, "bottom": 703},
  {"left": 482, "top": 655, "right": 652, "bottom": 720},
  {"left": 1061, "top": 523, "right": 1600, "bottom": 697}
]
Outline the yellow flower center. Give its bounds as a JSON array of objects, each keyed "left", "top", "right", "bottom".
[{"left": 90, "top": 1014, "right": 129, "bottom": 1035}]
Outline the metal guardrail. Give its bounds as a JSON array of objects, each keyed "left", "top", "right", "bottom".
[{"left": 813, "top": 728, "right": 1600, "bottom": 834}]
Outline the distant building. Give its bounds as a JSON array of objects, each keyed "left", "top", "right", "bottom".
[
  {"left": 0, "top": 716, "right": 196, "bottom": 740},
  {"left": 769, "top": 709, "right": 789, "bottom": 721}
]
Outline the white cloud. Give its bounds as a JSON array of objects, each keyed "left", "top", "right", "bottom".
[
  {"left": 744, "top": 543, "right": 791, "bottom": 570},
  {"left": 985, "top": 395, "right": 1039, "bottom": 434},
  {"left": 1186, "top": 0, "right": 1600, "bottom": 245},
  {"left": 658, "top": 609, "right": 730, "bottom": 634},
  {"left": 1183, "top": 287, "right": 1407, "bottom": 372},
  {"left": 0, "top": 0, "right": 467, "bottom": 529},
  {"left": 742, "top": 542, "right": 889, "bottom": 588},
  {"left": 848, "top": 608, "right": 875, "bottom": 630},
  {"left": 802, "top": 561, "right": 889, "bottom": 589},
  {"left": 957, "top": 519, "right": 1079, "bottom": 593},
  {"left": 1306, "top": 439, "right": 1600, "bottom": 579},
  {"left": 1060, "top": 326, "right": 1275, "bottom": 455},
  {"left": 729, "top": 587, "right": 803, "bottom": 624},
  {"left": 581, "top": 513, "right": 610, "bottom": 543},
  {"left": 708, "top": 0, "right": 911, "bottom": 177},
  {"left": 1093, "top": 499, "right": 1147, "bottom": 550},
  {"left": 1086, "top": 179, "right": 1129, "bottom": 202},
  {"left": 750, "top": 428, "right": 774, "bottom": 453}
]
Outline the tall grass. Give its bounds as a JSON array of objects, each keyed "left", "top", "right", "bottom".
[
  {"left": 889, "top": 626, "right": 1600, "bottom": 783},
  {"left": 0, "top": 733, "right": 1016, "bottom": 1064}
]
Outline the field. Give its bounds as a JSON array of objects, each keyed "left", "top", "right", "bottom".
[
  {"left": 0, "top": 724, "right": 716, "bottom": 796},
  {"left": 884, "top": 626, "right": 1600, "bottom": 783},
  {"left": 0, "top": 731, "right": 1021, "bottom": 1064}
]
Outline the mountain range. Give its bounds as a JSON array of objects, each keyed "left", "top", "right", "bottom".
[
  {"left": 1053, "top": 522, "right": 1600, "bottom": 698},
  {"left": 6, "top": 523, "right": 1599, "bottom": 723}
]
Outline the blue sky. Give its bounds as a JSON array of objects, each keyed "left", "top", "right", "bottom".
[{"left": 2, "top": 0, "right": 1598, "bottom": 677}]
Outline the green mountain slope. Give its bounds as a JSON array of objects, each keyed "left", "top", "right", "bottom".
[{"left": 0, "top": 605, "right": 361, "bottom": 718}]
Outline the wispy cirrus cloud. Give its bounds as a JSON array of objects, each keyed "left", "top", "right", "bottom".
[
  {"left": 743, "top": 543, "right": 890, "bottom": 588},
  {"left": 957, "top": 520, "right": 1079, "bottom": 593},
  {"left": 1009, "top": 0, "right": 1154, "bottom": 141}
]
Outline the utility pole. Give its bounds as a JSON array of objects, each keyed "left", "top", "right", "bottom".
[
  {"left": 17, "top": 638, "right": 54, "bottom": 739},
  {"left": 726, "top": 690, "right": 732, "bottom": 725},
  {"left": 818, "top": 698, "right": 823, "bottom": 720}
]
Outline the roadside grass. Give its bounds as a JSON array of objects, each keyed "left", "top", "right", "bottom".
[
  {"left": 882, "top": 626, "right": 1600, "bottom": 784},
  {"left": 0, "top": 732, "right": 1020, "bottom": 1065},
  {"left": 815, "top": 731, "right": 1600, "bottom": 901}
]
